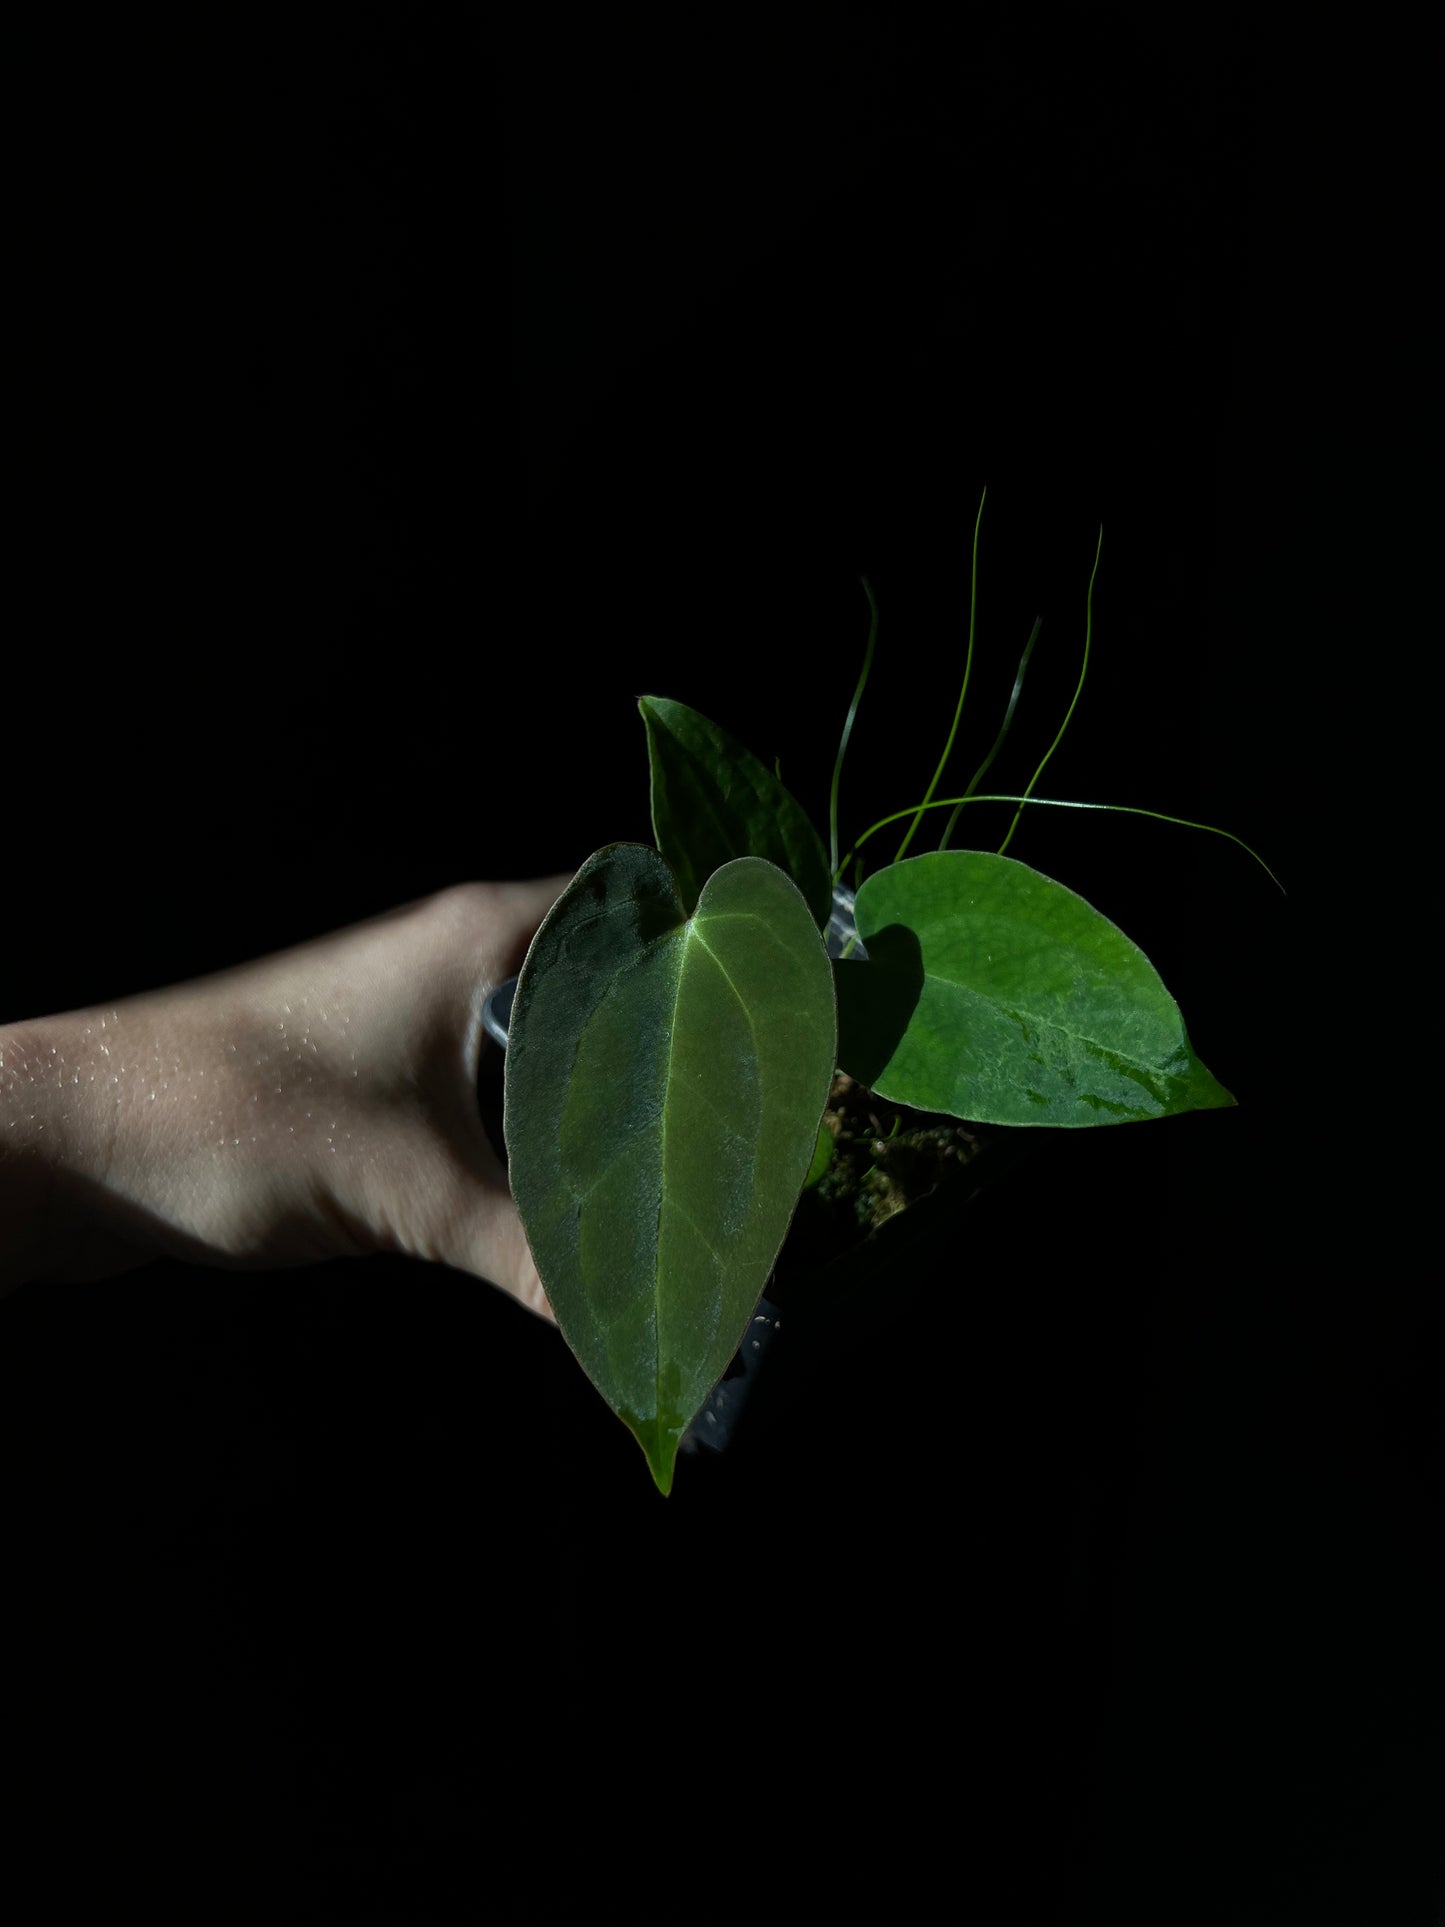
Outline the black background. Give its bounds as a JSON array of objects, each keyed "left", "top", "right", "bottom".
[{"left": 4, "top": 13, "right": 1439, "bottom": 1922}]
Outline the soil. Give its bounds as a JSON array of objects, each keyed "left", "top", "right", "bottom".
[{"left": 771, "top": 1071, "right": 996, "bottom": 1297}]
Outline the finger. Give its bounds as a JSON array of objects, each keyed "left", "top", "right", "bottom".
[
  {"left": 489, "top": 873, "right": 577, "bottom": 970},
  {"left": 433, "top": 1119, "right": 557, "bottom": 1324},
  {"left": 467, "top": 1189, "right": 556, "bottom": 1324},
  {"left": 432, "top": 876, "right": 577, "bottom": 1004}
]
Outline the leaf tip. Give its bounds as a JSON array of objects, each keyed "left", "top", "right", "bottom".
[
  {"left": 1191, "top": 1059, "right": 1237, "bottom": 1113},
  {"left": 643, "top": 1433, "right": 679, "bottom": 1497}
]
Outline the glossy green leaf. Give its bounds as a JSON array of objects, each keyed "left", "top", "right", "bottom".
[
  {"left": 838, "top": 850, "right": 1233, "bottom": 1126},
  {"left": 639, "top": 696, "right": 833, "bottom": 929},
  {"left": 503, "top": 843, "right": 836, "bottom": 1493}
]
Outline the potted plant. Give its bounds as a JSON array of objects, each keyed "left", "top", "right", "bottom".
[{"left": 491, "top": 495, "right": 1278, "bottom": 1493}]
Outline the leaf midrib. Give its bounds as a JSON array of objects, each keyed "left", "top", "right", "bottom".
[
  {"left": 651, "top": 907, "right": 766, "bottom": 1428},
  {"left": 924, "top": 969, "right": 1180, "bottom": 1074}
]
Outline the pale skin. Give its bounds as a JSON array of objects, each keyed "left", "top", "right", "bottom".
[{"left": 0, "top": 879, "right": 569, "bottom": 1319}]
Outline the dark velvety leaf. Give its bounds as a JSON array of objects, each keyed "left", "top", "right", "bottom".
[
  {"left": 639, "top": 696, "right": 833, "bottom": 929},
  {"left": 504, "top": 844, "right": 836, "bottom": 1492}
]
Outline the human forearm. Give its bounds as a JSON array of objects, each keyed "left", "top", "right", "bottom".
[
  {"left": 0, "top": 906, "right": 441, "bottom": 1290},
  {"left": 0, "top": 1004, "right": 153, "bottom": 1289},
  {"left": 1, "top": 883, "right": 563, "bottom": 1317},
  {"left": 0, "top": 1015, "right": 82, "bottom": 1289},
  {"left": 0, "top": 977, "right": 350, "bottom": 1291}
]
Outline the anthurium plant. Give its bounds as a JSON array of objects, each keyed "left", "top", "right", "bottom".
[{"left": 503, "top": 494, "right": 1279, "bottom": 1493}]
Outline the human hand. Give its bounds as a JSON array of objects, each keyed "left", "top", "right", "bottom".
[{"left": 0, "top": 880, "right": 571, "bottom": 1320}]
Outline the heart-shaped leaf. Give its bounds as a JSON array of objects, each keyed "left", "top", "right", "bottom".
[
  {"left": 504, "top": 843, "right": 836, "bottom": 1493},
  {"left": 842, "top": 850, "right": 1233, "bottom": 1125},
  {"left": 639, "top": 696, "right": 834, "bottom": 930}
]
